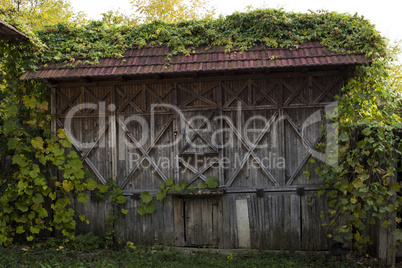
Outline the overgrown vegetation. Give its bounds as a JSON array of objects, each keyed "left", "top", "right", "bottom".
[
  {"left": 0, "top": 242, "right": 379, "bottom": 268},
  {"left": 137, "top": 177, "right": 219, "bottom": 215},
  {"left": 1, "top": 7, "right": 401, "bottom": 255}
]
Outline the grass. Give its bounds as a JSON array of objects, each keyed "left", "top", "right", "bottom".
[
  {"left": 0, "top": 245, "right": 378, "bottom": 268},
  {"left": 0, "top": 233, "right": 385, "bottom": 268}
]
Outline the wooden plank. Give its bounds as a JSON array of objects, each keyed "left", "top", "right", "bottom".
[{"left": 173, "top": 197, "right": 185, "bottom": 246}]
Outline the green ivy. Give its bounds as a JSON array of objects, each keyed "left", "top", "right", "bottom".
[
  {"left": 20, "top": 9, "right": 386, "bottom": 65},
  {"left": 137, "top": 177, "right": 218, "bottom": 215}
]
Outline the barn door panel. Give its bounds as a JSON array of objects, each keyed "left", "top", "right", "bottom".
[
  {"left": 116, "top": 113, "right": 175, "bottom": 191},
  {"left": 283, "top": 107, "right": 324, "bottom": 186},
  {"left": 55, "top": 86, "right": 114, "bottom": 185},
  {"left": 178, "top": 110, "right": 222, "bottom": 187},
  {"left": 176, "top": 81, "right": 221, "bottom": 187},
  {"left": 115, "top": 83, "right": 176, "bottom": 191},
  {"left": 222, "top": 109, "right": 282, "bottom": 188},
  {"left": 182, "top": 197, "right": 222, "bottom": 247},
  {"left": 259, "top": 193, "right": 301, "bottom": 249}
]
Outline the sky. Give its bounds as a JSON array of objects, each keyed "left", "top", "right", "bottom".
[{"left": 68, "top": 0, "right": 401, "bottom": 43}]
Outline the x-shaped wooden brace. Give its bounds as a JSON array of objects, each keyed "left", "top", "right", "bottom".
[
  {"left": 283, "top": 111, "right": 323, "bottom": 186},
  {"left": 222, "top": 82, "right": 249, "bottom": 108},
  {"left": 57, "top": 118, "right": 108, "bottom": 184},
  {"left": 177, "top": 84, "right": 217, "bottom": 107},
  {"left": 179, "top": 111, "right": 218, "bottom": 155},
  {"left": 57, "top": 89, "right": 81, "bottom": 114},
  {"left": 312, "top": 78, "right": 339, "bottom": 104},
  {"left": 119, "top": 116, "right": 174, "bottom": 189},
  {"left": 179, "top": 157, "right": 219, "bottom": 186},
  {"left": 250, "top": 80, "right": 277, "bottom": 106},
  {"left": 116, "top": 116, "right": 169, "bottom": 187},
  {"left": 145, "top": 84, "right": 173, "bottom": 111},
  {"left": 224, "top": 112, "right": 280, "bottom": 187},
  {"left": 283, "top": 80, "right": 309, "bottom": 106},
  {"left": 83, "top": 87, "right": 110, "bottom": 114},
  {"left": 116, "top": 87, "right": 142, "bottom": 112}
]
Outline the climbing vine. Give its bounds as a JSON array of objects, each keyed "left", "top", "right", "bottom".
[
  {"left": 30, "top": 9, "right": 386, "bottom": 64},
  {"left": 311, "top": 58, "right": 402, "bottom": 252},
  {"left": 137, "top": 177, "right": 219, "bottom": 215}
]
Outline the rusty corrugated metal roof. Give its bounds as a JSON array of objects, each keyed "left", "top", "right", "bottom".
[
  {"left": 0, "top": 20, "right": 30, "bottom": 42},
  {"left": 22, "top": 41, "right": 370, "bottom": 80}
]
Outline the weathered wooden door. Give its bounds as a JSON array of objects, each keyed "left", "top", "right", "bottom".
[{"left": 182, "top": 197, "right": 222, "bottom": 247}]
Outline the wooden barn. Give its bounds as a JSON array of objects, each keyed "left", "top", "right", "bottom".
[{"left": 22, "top": 41, "right": 370, "bottom": 250}]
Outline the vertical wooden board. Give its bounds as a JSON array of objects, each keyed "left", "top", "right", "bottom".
[
  {"left": 184, "top": 199, "right": 194, "bottom": 245},
  {"left": 212, "top": 198, "right": 222, "bottom": 247},
  {"left": 301, "top": 192, "right": 330, "bottom": 250},
  {"left": 173, "top": 197, "right": 185, "bottom": 246},
  {"left": 221, "top": 195, "right": 236, "bottom": 248},
  {"left": 290, "top": 194, "right": 301, "bottom": 250},
  {"left": 161, "top": 195, "right": 175, "bottom": 245}
]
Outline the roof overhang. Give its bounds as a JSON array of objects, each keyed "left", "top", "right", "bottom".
[{"left": 0, "top": 20, "right": 30, "bottom": 42}]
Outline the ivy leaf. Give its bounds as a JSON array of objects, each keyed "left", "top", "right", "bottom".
[
  {"left": 156, "top": 190, "right": 166, "bottom": 201},
  {"left": 33, "top": 194, "right": 44, "bottom": 204},
  {"left": 49, "top": 192, "right": 57, "bottom": 200},
  {"left": 60, "top": 139, "right": 72, "bottom": 148},
  {"left": 206, "top": 177, "right": 218, "bottom": 188},
  {"left": 115, "top": 195, "right": 126, "bottom": 204},
  {"left": 121, "top": 209, "right": 129, "bottom": 215},
  {"left": 187, "top": 185, "right": 196, "bottom": 190},
  {"left": 86, "top": 178, "right": 98, "bottom": 191},
  {"left": 362, "top": 127, "right": 372, "bottom": 136},
  {"left": 140, "top": 191, "right": 153, "bottom": 204},
  {"left": 62, "top": 180, "right": 74, "bottom": 193},
  {"left": 16, "top": 203, "right": 29, "bottom": 212},
  {"left": 7, "top": 138, "right": 19, "bottom": 150},
  {"left": 16, "top": 226, "right": 25, "bottom": 234},
  {"left": 144, "top": 202, "right": 156, "bottom": 214},
  {"left": 31, "top": 137, "right": 44, "bottom": 150},
  {"left": 79, "top": 215, "right": 86, "bottom": 222},
  {"left": 198, "top": 182, "right": 206, "bottom": 189},
  {"left": 30, "top": 226, "right": 40, "bottom": 234},
  {"left": 77, "top": 193, "right": 89, "bottom": 203},
  {"left": 165, "top": 177, "right": 174, "bottom": 187},
  {"left": 57, "top": 129, "right": 67, "bottom": 139},
  {"left": 395, "top": 229, "right": 402, "bottom": 241},
  {"left": 3, "top": 120, "right": 16, "bottom": 134},
  {"left": 137, "top": 205, "right": 147, "bottom": 215}
]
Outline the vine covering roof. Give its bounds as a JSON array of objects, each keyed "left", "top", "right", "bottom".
[{"left": 22, "top": 41, "right": 370, "bottom": 80}]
